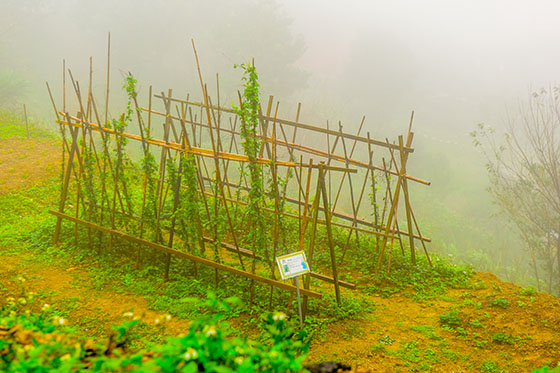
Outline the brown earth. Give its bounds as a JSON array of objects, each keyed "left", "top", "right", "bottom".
[
  {"left": 306, "top": 272, "right": 560, "bottom": 372},
  {"left": 1, "top": 136, "right": 560, "bottom": 372},
  {"left": 0, "top": 137, "right": 60, "bottom": 194}
]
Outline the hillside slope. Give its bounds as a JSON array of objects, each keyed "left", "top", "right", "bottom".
[{"left": 1, "top": 134, "right": 559, "bottom": 372}]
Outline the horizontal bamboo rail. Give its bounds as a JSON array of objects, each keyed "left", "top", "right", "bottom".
[
  {"left": 202, "top": 236, "right": 356, "bottom": 289},
  {"left": 141, "top": 107, "right": 430, "bottom": 186},
  {"left": 152, "top": 95, "right": 414, "bottom": 153},
  {"left": 84, "top": 200, "right": 359, "bottom": 288},
  {"left": 58, "top": 115, "right": 356, "bottom": 173},
  {"left": 200, "top": 177, "right": 432, "bottom": 243},
  {"left": 49, "top": 210, "right": 322, "bottom": 299}
]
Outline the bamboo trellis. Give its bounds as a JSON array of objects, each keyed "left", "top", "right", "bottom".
[{"left": 47, "top": 41, "right": 431, "bottom": 311}]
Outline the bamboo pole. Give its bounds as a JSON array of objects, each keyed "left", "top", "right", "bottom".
[
  {"left": 23, "top": 104, "right": 29, "bottom": 138},
  {"left": 53, "top": 116, "right": 80, "bottom": 244},
  {"left": 153, "top": 96, "right": 413, "bottom": 153},
  {"left": 191, "top": 40, "right": 246, "bottom": 271},
  {"left": 383, "top": 147, "right": 405, "bottom": 255},
  {"left": 302, "top": 161, "right": 321, "bottom": 317},
  {"left": 318, "top": 162, "right": 341, "bottom": 305},
  {"left": 49, "top": 210, "right": 322, "bottom": 299}
]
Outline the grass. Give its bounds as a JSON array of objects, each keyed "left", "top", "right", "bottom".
[
  {"left": 0, "top": 110, "right": 555, "bottom": 372},
  {"left": 0, "top": 108, "right": 54, "bottom": 140}
]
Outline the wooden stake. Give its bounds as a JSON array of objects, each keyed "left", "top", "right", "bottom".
[
  {"left": 318, "top": 162, "right": 341, "bottom": 305},
  {"left": 23, "top": 104, "right": 29, "bottom": 138}
]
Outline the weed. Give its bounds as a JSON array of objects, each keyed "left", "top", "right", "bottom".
[
  {"left": 468, "top": 319, "right": 485, "bottom": 329},
  {"left": 479, "top": 359, "right": 503, "bottom": 373},
  {"left": 379, "top": 335, "right": 395, "bottom": 345},
  {"left": 424, "top": 348, "right": 440, "bottom": 363},
  {"left": 490, "top": 297, "right": 510, "bottom": 309},
  {"left": 439, "top": 310, "right": 461, "bottom": 328},
  {"left": 371, "top": 343, "right": 387, "bottom": 354},
  {"left": 520, "top": 286, "right": 537, "bottom": 296},
  {"left": 409, "top": 325, "right": 441, "bottom": 340},
  {"left": 396, "top": 340, "right": 421, "bottom": 364},
  {"left": 491, "top": 332, "right": 516, "bottom": 345}
]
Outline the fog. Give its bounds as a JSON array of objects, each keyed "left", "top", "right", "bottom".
[{"left": 2, "top": 0, "right": 559, "bottom": 285}]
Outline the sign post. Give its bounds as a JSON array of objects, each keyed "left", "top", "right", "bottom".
[{"left": 276, "top": 251, "right": 310, "bottom": 328}]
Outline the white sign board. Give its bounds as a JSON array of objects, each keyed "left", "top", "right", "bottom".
[{"left": 276, "top": 251, "right": 310, "bottom": 280}]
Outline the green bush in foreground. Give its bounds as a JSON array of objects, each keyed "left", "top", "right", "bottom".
[{"left": 0, "top": 291, "right": 308, "bottom": 372}]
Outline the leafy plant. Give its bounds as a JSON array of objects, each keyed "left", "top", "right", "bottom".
[
  {"left": 232, "top": 62, "right": 268, "bottom": 267},
  {"left": 0, "top": 291, "right": 309, "bottom": 372},
  {"left": 491, "top": 332, "right": 516, "bottom": 345},
  {"left": 438, "top": 310, "right": 461, "bottom": 328},
  {"left": 520, "top": 286, "right": 537, "bottom": 296},
  {"left": 490, "top": 297, "right": 510, "bottom": 309}
]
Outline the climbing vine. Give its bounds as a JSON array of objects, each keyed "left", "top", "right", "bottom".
[{"left": 233, "top": 62, "right": 268, "bottom": 263}]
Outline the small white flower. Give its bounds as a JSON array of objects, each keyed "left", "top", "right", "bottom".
[
  {"left": 154, "top": 318, "right": 160, "bottom": 324},
  {"left": 184, "top": 347, "right": 198, "bottom": 360},
  {"left": 165, "top": 314, "right": 172, "bottom": 321},
  {"left": 17, "top": 276, "right": 26, "bottom": 282},
  {"left": 205, "top": 326, "right": 217, "bottom": 337},
  {"left": 41, "top": 304, "right": 50, "bottom": 311},
  {"left": 235, "top": 356, "right": 244, "bottom": 365},
  {"left": 122, "top": 312, "right": 134, "bottom": 317},
  {"left": 272, "top": 312, "right": 286, "bottom": 321}
]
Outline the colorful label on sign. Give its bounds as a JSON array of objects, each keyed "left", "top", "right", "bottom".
[{"left": 276, "top": 251, "right": 310, "bottom": 280}]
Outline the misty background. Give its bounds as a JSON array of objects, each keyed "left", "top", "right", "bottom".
[{"left": 2, "top": 0, "right": 559, "bottom": 287}]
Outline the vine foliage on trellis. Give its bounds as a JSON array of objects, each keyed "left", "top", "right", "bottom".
[{"left": 48, "top": 43, "right": 432, "bottom": 311}]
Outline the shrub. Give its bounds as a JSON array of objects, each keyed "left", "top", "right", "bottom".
[{"left": 0, "top": 291, "right": 308, "bottom": 372}]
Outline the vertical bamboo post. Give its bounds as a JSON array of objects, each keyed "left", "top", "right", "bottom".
[
  {"left": 367, "top": 133, "right": 380, "bottom": 252},
  {"left": 375, "top": 152, "right": 405, "bottom": 274},
  {"left": 336, "top": 123, "right": 359, "bottom": 243},
  {"left": 164, "top": 145, "right": 184, "bottom": 281},
  {"left": 318, "top": 162, "right": 341, "bottom": 305},
  {"left": 137, "top": 85, "right": 153, "bottom": 268},
  {"left": 340, "top": 164, "right": 370, "bottom": 263},
  {"left": 302, "top": 161, "right": 321, "bottom": 317},
  {"left": 23, "top": 104, "right": 29, "bottom": 138},
  {"left": 104, "top": 32, "right": 110, "bottom": 127},
  {"left": 383, "top": 146, "right": 405, "bottom": 255},
  {"left": 191, "top": 41, "right": 246, "bottom": 273},
  {"left": 53, "top": 117, "right": 79, "bottom": 244},
  {"left": 398, "top": 134, "right": 416, "bottom": 265}
]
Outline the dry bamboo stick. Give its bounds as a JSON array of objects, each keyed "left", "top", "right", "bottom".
[
  {"left": 192, "top": 40, "right": 246, "bottom": 271},
  {"left": 302, "top": 162, "right": 322, "bottom": 317},
  {"left": 318, "top": 163, "right": 341, "bottom": 305},
  {"left": 58, "top": 116, "right": 358, "bottom": 172},
  {"left": 53, "top": 117, "right": 80, "bottom": 244},
  {"left": 154, "top": 96, "right": 413, "bottom": 153},
  {"left": 49, "top": 210, "right": 322, "bottom": 299}
]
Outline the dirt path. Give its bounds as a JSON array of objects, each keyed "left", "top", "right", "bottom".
[
  {"left": 0, "top": 137, "right": 60, "bottom": 194},
  {"left": 0, "top": 136, "right": 191, "bottom": 343},
  {"left": 0, "top": 252, "right": 192, "bottom": 342}
]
